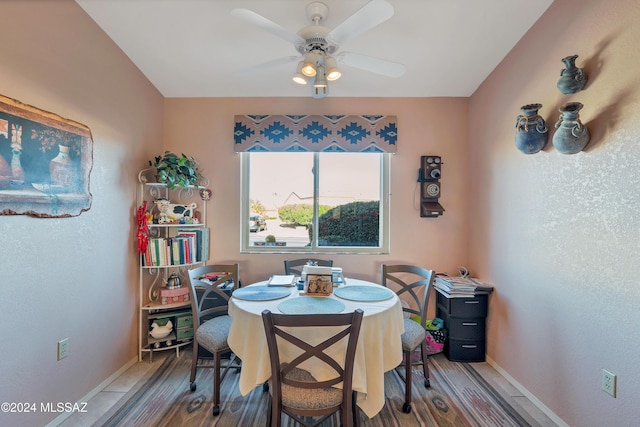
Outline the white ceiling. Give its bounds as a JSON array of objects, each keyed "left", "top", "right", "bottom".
[{"left": 75, "top": 0, "right": 554, "bottom": 98}]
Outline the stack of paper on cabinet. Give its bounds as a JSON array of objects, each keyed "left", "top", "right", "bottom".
[
  {"left": 268, "top": 275, "right": 296, "bottom": 286},
  {"left": 434, "top": 275, "right": 493, "bottom": 298}
]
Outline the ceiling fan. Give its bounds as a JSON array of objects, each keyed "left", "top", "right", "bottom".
[{"left": 231, "top": 0, "right": 406, "bottom": 98}]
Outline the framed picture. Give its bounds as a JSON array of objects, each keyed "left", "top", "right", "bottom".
[
  {"left": 0, "top": 94, "right": 93, "bottom": 217},
  {"left": 304, "top": 274, "right": 333, "bottom": 296}
]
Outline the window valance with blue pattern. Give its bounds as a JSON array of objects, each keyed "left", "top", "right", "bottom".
[{"left": 233, "top": 115, "right": 397, "bottom": 153}]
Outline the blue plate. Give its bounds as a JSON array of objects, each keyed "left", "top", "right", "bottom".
[
  {"left": 277, "top": 296, "right": 345, "bottom": 314},
  {"left": 232, "top": 286, "right": 292, "bottom": 301},
  {"left": 334, "top": 285, "right": 394, "bottom": 302}
]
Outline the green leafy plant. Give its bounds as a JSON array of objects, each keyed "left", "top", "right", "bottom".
[
  {"left": 318, "top": 201, "right": 379, "bottom": 246},
  {"left": 278, "top": 203, "right": 331, "bottom": 227},
  {"left": 265, "top": 234, "right": 277, "bottom": 244},
  {"left": 149, "top": 151, "right": 202, "bottom": 190}
]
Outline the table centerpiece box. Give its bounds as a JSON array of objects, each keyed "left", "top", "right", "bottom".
[{"left": 303, "top": 266, "right": 333, "bottom": 296}]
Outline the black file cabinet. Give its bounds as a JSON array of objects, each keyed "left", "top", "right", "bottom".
[{"left": 436, "top": 291, "right": 489, "bottom": 362}]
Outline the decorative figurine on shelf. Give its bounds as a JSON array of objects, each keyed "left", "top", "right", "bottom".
[
  {"left": 149, "top": 320, "right": 173, "bottom": 339},
  {"left": 153, "top": 198, "right": 197, "bottom": 224},
  {"left": 199, "top": 188, "right": 212, "bottom": 201}
]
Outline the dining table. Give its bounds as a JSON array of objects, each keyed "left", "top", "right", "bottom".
[{"left": 227, "top": 277, "right": 405, "bottom": 419}]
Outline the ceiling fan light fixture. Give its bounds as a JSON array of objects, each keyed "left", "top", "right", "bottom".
[
  {"left": 312, "top": 83, "right": 328, "bottom": 98},
  {"left": 313, "top": 65, "right": 327, "bottom": 88},
  {"left": 293, "top": 73, "right": 307, "bottom": 85},
  {"left": 313, "top": 65, "right": 328, "bottom": 98},
  {"left": 324, "top": 55, "right": 341, "bottom": 81},
  {"left": 233, "top": 0, "right": 401, "bottom": 99},
  {"left": 301, "top": 51, "right": 318, "bottom": 76},
  {"left": 293, "top": 61, "right": 308, "bottom": 84}
]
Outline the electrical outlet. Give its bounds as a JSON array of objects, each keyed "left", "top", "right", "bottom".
[
  {"left": 602, "top": 369, "right": 616, "bottom": 397},
  {"left": 57, "top": 338, "right": 69, "bottom": 361}
]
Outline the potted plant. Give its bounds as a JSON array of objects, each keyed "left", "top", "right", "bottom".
[{"left": 149, "top": 151, "right": 202, "bottom": 190}]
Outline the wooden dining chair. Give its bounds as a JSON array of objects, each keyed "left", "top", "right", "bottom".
[
  {"left": 261, "top": 308, "right": 364, "bottom": 427},
  {"left": 381, "top": 264, "right": 435, "bottom": 413},
  {"left": 283, "top": 258, "right": 333, "bottom": 276},
  {"left": 187, "top": 264, "right": 241, "bottom": 416}
]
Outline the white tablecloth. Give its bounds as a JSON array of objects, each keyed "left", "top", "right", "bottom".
[{"left": 228, "top": 278, "right": 404, "bottom": 419}]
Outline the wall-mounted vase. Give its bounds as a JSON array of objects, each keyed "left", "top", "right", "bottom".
[
  {"left": 557, "top": 55, "right": 588, "bottom": 95},
  {"left": 514, "top": 103, "right": 548, "bottom": 154},
  {"left": 552, "top": 102, "right": 590, "bottom": 154}
]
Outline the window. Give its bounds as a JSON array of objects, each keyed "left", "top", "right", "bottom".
[{"left": 241, "top": 152, "right": 389, "bottom": 253}]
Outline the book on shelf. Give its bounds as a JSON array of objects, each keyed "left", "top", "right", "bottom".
[
  {"left": 170, "top": 238, "right": 181, "bottom": 265},
  {"left": 141, "top": 228, "right": 209, "bottom": 267},
  {"left": 201, "top": 227, "right": 209, "bottom": 262},
  {"left": 174, "top": 235, "right": 193, "bottom": 264},
  {"left": 177, "top": 227, "right": 209, "bottom": 263}
]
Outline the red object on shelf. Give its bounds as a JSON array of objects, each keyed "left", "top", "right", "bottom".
[{"left": 136, "top": 201, "right": 149, "bottom": 254}]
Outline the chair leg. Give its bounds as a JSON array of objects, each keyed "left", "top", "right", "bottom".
[
  {"left": 341, "top": 391, "right": 354, "bottom": 427},
  {"left": 189, "top": 343, "right": 198, "bottom": 392},
  {"left": 402, "top": 349, "right": 412, "bottom": 413},
  {"left": 352, "top": 390, "right": 361, "bottom": 427},
  {"left": 421, "top": 340, "right": 430, "bottom": 388},
  {"left": 265, "top": 396, "right": 272, "bottom": 427},
  {"left": 212, "top": 351, "right": 221, "bottom": 416},
  {"left": 272, "top": 401, "right": 281, "bottom": 427}
]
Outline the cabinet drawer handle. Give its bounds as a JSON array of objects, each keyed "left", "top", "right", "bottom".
[
  {"left": 462, "top": 322, "right": 478, "bottom": 326},
  {"left": 461, "top": 344, "right": 478, "bottom": 349},
  {"left": 464, "top": 300, "right": 480, "bottom": 304}
]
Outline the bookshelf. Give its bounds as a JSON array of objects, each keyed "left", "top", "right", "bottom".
[{"left": 136, "top": 167, "right": 210, "bottom": 361}]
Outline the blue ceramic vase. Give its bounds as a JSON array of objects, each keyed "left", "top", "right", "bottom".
[
  {"left": 514, "top": 103, "right": 548, "bottom": 154},
  {"left": 552, "top": 102, "right": 590, "bottom": 154},
  {"left": 557, "top": 55, "right": 588, "bottom": 95}
]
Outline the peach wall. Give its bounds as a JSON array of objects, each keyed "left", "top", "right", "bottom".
[
  {"left": 8, "top": 0, "right": 636, "bottom": 426},
  {"left": 0, "top": 1, "right": 163, "bottom": 426},
  {"left": 469, "top": 0, "right": 640, "bottom": 425},
  {"left": 163, "top": 97, "right": 470, "bottom": 287}
]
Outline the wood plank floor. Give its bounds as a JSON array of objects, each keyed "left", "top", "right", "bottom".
[{"left": 55, "top": 353, "right": 560, "bottom": 427}]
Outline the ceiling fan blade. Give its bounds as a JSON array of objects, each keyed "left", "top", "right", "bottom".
[
  {"left": 327, "top": 0, "right": 394, "bottom": 45},
  {"left": 337, "top": 52, "right": 406, "bottom": 78},
  {"left": 236, "top": 56, "right": 300, "bottom": 76},
  {"left": 231, "top": 8, "right": 304, "bottom": 45}
]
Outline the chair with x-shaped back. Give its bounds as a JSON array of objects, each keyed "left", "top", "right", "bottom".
[
  {"left": 261, "top": 308, "right": 364, "bottom": 427},
  {"left": 283, "top": 259, "right": 333, "bottom": 277},
  {"left": 187, "top": 264, "right": 241, "bottom": 416},
  {"left": 381, "top": 264, "right": 435, "bottom": 413}
]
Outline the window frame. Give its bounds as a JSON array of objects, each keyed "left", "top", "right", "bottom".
[{"left": 240, "top": 152, "right": 390, "bottom": 254}]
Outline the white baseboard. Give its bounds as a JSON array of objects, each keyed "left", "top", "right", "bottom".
[
  {"left": 45, "top": 356, "right": 138, "bottom": 427},
  {"left": 485, "top": 355, "right": 569, "bottom": 427}
]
